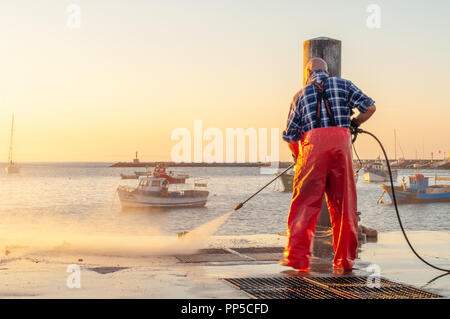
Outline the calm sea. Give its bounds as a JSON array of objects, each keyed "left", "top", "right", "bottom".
[{"left": 0, "top": 163, "right": 449, "bottom": 237}]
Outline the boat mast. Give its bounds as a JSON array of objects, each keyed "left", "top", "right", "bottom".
[
  {"left": 8, "top": 113, "right": 14, "bottom": 165},
  {"left": 394, "top": 129, "right": 397, "bottom": 161}
]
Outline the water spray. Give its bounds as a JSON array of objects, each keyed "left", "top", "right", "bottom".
[{"left": 178, "top": 163, "right": 295, "bottom": 238}]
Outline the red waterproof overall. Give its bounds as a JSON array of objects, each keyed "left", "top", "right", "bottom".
[{"left": 283, "top": 80, "right": 358, "bottom": 270}]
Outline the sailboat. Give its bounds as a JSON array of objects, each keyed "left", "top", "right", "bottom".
[
  {"left": 363, "top": 130, "right": 399, "bottom": 182},
  {"left": 390, "top": 130, "right": 406, "bottom": 168},
  {"left": 5, "top": 114, "right": 20, "bottom": 174}
]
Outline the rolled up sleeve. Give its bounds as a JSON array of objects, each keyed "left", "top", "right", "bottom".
[
  {"left": 346, "top": 80, "right": 375, "bottom": 113},
  {"left": 282, "top": 92, "right": 302, "bottom": 143}
]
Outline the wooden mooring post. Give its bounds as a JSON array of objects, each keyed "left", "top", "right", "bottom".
[{"left": 302, "top": 37, "right": 342, "bottom": 228}]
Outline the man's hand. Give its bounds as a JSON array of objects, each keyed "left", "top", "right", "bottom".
[{"left": 288, "top": 142, "right": 299, "bottom": 162}]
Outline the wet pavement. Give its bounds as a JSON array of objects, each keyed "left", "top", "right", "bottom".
[{"left": 0, "top": 231, "right": 448, "bottom": 298}]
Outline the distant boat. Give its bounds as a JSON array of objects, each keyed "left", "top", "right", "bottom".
[
  {"left": 152, "top": 165, "right": 189, "bottom": 184},
  {"left": 432, "top": 160, "right": 450, "bottom": 170},
  {"left": 130, "top": 164, "right": 189, "bottom": 183},
  {"left": 363, "top": 161, "right": 397, "bottom": 182},
  {"left": 277, "top": 167, "right": 294, "bottom": 192},
  {"left": 381, "top": 174, "right": 450, "bottom": 204},
  {"left": 5, "top": 114, "right": 20, "bottom": 174},
  {"left": 117, "top": 176, "right": 208, "bottom": 209},
  {"left": 134, "top": 166, "right": 152, "bottom": 177},
  {"left": 120, "top": 173, "right": 139, "bottom": 180}
]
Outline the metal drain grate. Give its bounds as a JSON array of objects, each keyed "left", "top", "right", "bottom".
[
  {"left": 225, "top": 277, "right": 349, "bottom": 299},
  {"left": 223, "top": 276, "right": 443, "bottom": 299},
  {"left": 304, "top": 276, "right": 398, "bottom": 287},
  {"left": 304, "top": 276, "right": 443, "bottom": 299}
]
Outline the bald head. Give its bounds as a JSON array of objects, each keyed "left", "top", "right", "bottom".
[
  {"left": 305, "top": 58, "right": 328, "bottom": 80},
  {"left": 306, "top": 57, "right": 328, "bottom": 72}
]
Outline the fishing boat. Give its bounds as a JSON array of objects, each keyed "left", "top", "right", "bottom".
[
  {"left": 277, "top": 168, "right": 294, "bottom": 192},
  {"left": 117, "top": 176, "right": 209, "bottom": 209},
  {"left": 381, "top": 174, "right": 450, "bottom": 204},
  {"left": 5, "top": 114, "right": 20, "bottom": 174},
  {"left": 120, "top": 173, "right": 139, "bottom": 180},
  {"left": 125, "top": 164, "right": 189, "bottom": 182},
  {"left": 134, "top": 166, "right": 152, "bottom": 177},
  {"left": 152, "top": 164, "right": 189, "bottom": 183},
  {"left": 363, "top": 161, "right": 397, "bottom": 182},
  {"left": 133, "top": 164, "right": 189, "bottom": 183}
]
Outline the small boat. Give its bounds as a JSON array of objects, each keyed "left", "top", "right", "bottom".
[
  {"left": 134, "top": 166, "right": 152, "bottom": 177},
  {"left": 277, "top": 168, "right": 294, "bottom": 192},
  {"left": 152, "top": 164, "right": 189, "bottom": 184},
  {"left": 5, "top": 114, "right": 20, "bottom": 174},
  {"left": 381, "top": 174, "right": 450, "bottom": 204},
  {"left": 432, "top": 160, "right": 450, "bottom": 169},
  {"left": 133, "top": 164, "right": 189, "bottom": 183},
  {"left": 363, "top": 161, "right": 397, "bottom": 182},
  {"left": 117, "top": 176, "right": 209, "bottom": 209},
  {"left": 120, "top": 173, "right": 139, "bottom": 180}
]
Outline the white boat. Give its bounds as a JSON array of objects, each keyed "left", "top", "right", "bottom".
[
  {"left": 117, "top": 176, "right": 209, "bottom": 209},
  {"left": 363, "top": 161, "right": 397, "bottom": 182},
  {"left": 5, "top": 114, "right": 20, "bottom": 174}
]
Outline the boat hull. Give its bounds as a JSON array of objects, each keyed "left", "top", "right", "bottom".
[
  {"left": 5, "top": 166, "right": 20, "bottom": 174},
  {"left": 363, "top": 171, "right": 397, "bottom": 183},
  {"left": 117, "top": 188, "right": 209, "bottom": 209},
  {"left": 279, "top": 173, "right": 294, "bottom": 192},
  {"left": 120, "top": 174, "right": 139, "bottom": 179},
  {"left": 381, "top": 185, "right": 450, "bottom": 204}
]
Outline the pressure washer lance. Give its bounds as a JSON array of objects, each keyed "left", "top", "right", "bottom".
[
  {"left": 351, "top": 126, "right": 450, "bottom": 273},
  {"left": 233, "top": 162, "right": 296, "bottom": 211},
  {"left": 177, "top": 163, "right": 295, "bottom": 238}
]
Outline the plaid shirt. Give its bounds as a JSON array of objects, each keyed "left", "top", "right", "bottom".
[{"left": 282, "top": 70, "right": 375, "bottom": 143}]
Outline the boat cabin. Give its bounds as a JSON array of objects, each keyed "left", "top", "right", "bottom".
[
  {"left": 409, "top": 174, "right": 429, "bottom": 193},
  {"left": 138, "top": 176, "right": 168, "bottom": 192}
]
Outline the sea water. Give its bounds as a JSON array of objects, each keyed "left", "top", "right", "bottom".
[{"left": 0, "top": 163, "right": 448, "bottom": 255}]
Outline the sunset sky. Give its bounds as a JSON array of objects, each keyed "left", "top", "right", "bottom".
[{"left": 1, "top": 0, "right": 449, "bottom": 162}]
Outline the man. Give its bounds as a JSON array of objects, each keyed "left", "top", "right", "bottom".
[{"left": 281, "top": 57, "right": 376, "bottom": 271}]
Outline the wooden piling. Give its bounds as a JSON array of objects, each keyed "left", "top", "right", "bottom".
[
  {"left": 303, "top": 37, "right": 342, "bottom": 227},
  {"left": 303, "top": 37, "right": 342, "bottom": 86}
]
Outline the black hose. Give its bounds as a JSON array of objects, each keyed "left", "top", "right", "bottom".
[
  {"left": 357, "top": 128, "right": 450, "bottom": 273},
  {"left": 234, "top": 162, "right": 296, "bottom": 211}
]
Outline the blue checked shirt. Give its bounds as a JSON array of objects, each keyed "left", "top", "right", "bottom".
[{"left": 282, "top": 70, "right": 375, "bottom": 143}]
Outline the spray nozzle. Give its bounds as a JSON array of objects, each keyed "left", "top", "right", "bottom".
[{"left": 233, "top": 203, "right": 243, "bottom": 211}]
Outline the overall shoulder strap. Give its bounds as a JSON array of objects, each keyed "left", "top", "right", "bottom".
[{"left": 312, "top": 78, "right": 336, "bottom": 128}]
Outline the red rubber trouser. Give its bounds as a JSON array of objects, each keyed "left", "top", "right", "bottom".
[{"left": 283, "top": 127, "right": 358, "bottom": 270}]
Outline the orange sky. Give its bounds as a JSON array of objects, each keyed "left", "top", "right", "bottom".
[{"left": 1, "top": 1, "right": 449, "bottom": 162}]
